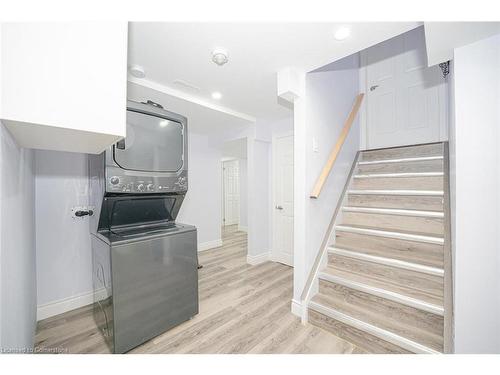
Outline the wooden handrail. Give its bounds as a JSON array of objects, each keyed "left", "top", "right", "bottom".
[{"left": 309, "top": 93, "right": 364, "bottom": 199}]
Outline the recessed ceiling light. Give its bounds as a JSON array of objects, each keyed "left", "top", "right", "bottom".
[
  {"left": 129, "top": 64, "right": 146, "bottom": 78},
  {"left": 211, "top": 48, "right": 229, "bottom": 66},
  {"left": 334, "top": 27, "right": 351, "bottom": 41},
  {"left": 211, "top": 91, "right": 222, "bottom": 100}
]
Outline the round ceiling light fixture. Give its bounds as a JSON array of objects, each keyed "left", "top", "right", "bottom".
[
  {"left": 333, "top": 26, "right": 351, "bottom": 41},
  {"left": 211, "top": 91, "right": 222, "bottom": 100},
  {"left": 211, "top": 48, "right": 229, "bottom": 66},
  {"left": 129, "top": 64, "right": 146, "bottom": 78}
]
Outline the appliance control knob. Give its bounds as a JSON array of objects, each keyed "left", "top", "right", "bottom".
[
  {"left": 146, "top": 183, "right": 154, "bottom": 192},
  {"left": 110, "top": 176, "right": 120, "bottom": 185},
  {"left": 137, "top": 183, "right": 145, "bottom": 192}
]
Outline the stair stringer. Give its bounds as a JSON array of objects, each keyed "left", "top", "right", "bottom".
[{"left": 300, "top": 151, "right": 361, "bottom": 323}]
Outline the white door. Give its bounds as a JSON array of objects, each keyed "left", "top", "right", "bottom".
[
  {"left": 272, "top": 134, "right": 294, "bottom": 267},
  {"left": 365, "top": 27, "right": 447, "bottom": 149},
  {"left": 223, "top": 160, "right": 239, "bottom": 226}
]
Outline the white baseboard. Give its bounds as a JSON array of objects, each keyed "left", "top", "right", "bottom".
[
  {"left": 291, "top": 298, "right": 302, "bottom": 318},
  {"left": 237, "top": 225, "right": 248, "bottom": 232},
  {"left": 246, "top": 252, "right": 270, "bottom": 265},
  {"left": 198, "top": 239, "right": 223, "bottom": 252},
  {"left": 37, "top": 288, "right": 107, "bottom": 321}
]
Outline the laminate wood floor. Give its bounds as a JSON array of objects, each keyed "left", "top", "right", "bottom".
[{"left": 35, "top": 225, "right": 363, "bottom": 354}]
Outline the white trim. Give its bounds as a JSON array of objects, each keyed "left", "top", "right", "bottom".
[
  {"left": 354, "top": 172, "right": 444, "bottom": 179},
  {"left": 335, "top": 225, "right": 444, "bottom": 245},
  {"left": 308, "top": 301, "right": 440, "bottom": 354},
  {"left": 358, "top": 156, "right": 444, "bottom": 165},
  {"left": 342, "top": 206, "right": 444, "bottom": 218},
  {"left": 198, "top": 239, "right": 223, "bottom": 252},
  {"left": 237, "top": 225, "right": 248, "bottom": 232},
  {"left": 37, "top": 288, "right": 107, "bottom": 321},
  {"left": 328, "top": 247, "right": 444, "bottom": 277},
  {"left": 348, "top": 189, "right": 444, "bottom": 196},
  {"left": 246, "top": 252, "right": 271, "bottom": 265},
  {"left": 128, "top": 77, "right": 256, "bottom": 123},
  {"left": 291, "top": 298, "right": 302, "bottom": 318},
  {"left": 318, "top": 271, "right": 444, "bottom": 316}
]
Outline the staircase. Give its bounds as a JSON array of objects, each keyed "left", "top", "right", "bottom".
[{"left": 306, "top": 143, "right": 451, "bottom": 354}]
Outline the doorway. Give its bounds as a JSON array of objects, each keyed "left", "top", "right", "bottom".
[
  {"left": 362, "top": 27, "right": 448, "bottom": 149},
  {"left": 222, "top": 159, "right": 240, "bottom": 226},
  {"left": 272, "top": 133, "right": 294, "bottom": 266}
]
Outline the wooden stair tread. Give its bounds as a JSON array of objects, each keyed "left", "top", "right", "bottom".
[
  {"left": 322, "top": 266, "right": 443, "bottom": 307},
  {"left": 335, "top": 224, "right": 444, "bottom": 243},
  {"left": 333, "top": 230, "right": 444, "bottom": 268},
  {"left": 311, "top": 292, "right": 443, "bottom": 352}
]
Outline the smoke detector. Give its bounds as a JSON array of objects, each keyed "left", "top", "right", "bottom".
[
  {"left": 211, "top": 48, "right": 229, "bottom": 66},
  {"left": 129, "top": 65, "right": 146, "bottom": 78}
]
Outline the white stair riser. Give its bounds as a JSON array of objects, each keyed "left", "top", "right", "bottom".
[{"left": 342, "top": 212, "right": 444, "bottom": 236}]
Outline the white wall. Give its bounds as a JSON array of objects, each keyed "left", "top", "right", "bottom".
[
  {"left": 293, "top": 59, "right": 360, "bottom": 303},
  {"left": 238, "top": 159, "right": 248, "bottom": 230},
  {"left": 247, "top": 138, "right": 271, "bottom": 260},
  {"left": 451, "top": 33, "right": 500, "bottom": 354},
  {"left": 0, "top": 122, "right": 36, "bottom": 351},
  {"left": 177, "top": 132, "right": 222, "bottom": 249},
  {"left": 35, "top": 151, "right": 92, "bottom": 313}
]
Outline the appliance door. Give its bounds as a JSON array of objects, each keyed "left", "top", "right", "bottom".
[
  {"left": 97, "top": 194, "right": 185, "bottom": 231},
  {"left": 110, "top": 229, "right": 198, "bottom": 353},
  {"left": 113, "top": 109, "right": 184, "bottom": 173}
]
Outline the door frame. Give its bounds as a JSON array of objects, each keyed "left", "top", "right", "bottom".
[
  {"left": 271, "top": 131, "right": 294, "bottom": 266},
  {"left": 359, "top": 44, "right": 449, "bottom": 150}
]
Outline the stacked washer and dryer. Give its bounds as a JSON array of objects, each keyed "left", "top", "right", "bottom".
[{"left": 89, "top": 100, "right": 198, "bottom": 353}]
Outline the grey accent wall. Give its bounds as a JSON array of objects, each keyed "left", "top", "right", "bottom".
[{"left": 0, "top": 122, "right": 36, "bottom": 352}]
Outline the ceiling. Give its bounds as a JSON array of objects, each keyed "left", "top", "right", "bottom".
[
  {"left": 127, "top": 81, "right": 252, "bottom": 135},
  {"left": 128, "top": 22, "right": 421, "bottom": 122}
]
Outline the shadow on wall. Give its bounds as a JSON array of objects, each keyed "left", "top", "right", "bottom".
[{"left": 34, "top": 150, "right": 93, "bottom": 314}]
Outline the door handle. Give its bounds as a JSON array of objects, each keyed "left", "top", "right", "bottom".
[
  {"left": 370, "top": 85, "right": 379, "bottom": 92},
  {"left": 275, "top": 205, "right": 283, "bottom": 210}
]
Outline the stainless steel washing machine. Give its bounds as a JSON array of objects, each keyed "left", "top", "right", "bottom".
[{"left": 89, "top": 100, "right": 198, "bottom": 353}]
